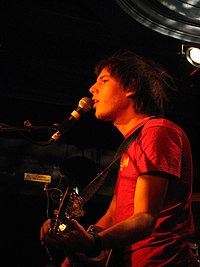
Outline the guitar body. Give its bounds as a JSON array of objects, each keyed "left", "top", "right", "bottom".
[
  {"left": 79, "top": 248, "right": 124, "bottom": 267},
  {"left": 86, "top": 250, "right": 113, "bottom": 267},
  {"left": 43, "top": 186, "right": 123, "bottom": 267},
  {"left": 44, "top": 186, "right": 111, "bottom": 267},
  {"left": 44, "top": 185, "right": 85, "bottom": 266}
]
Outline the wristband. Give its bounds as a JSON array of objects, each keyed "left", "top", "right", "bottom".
[{"left": 87, "top": 232, "right": 102, "bottom": 258}]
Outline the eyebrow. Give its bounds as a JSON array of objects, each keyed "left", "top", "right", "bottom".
[{"left": 97, "top": 74, "right": 110, "bottom": 81}]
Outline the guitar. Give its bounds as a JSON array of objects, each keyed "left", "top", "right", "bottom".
[
  {"left": 44, "top": 185, "right": 112, "bottom": 267},
  {"left": 44, "top": 185, "right": 85, "bottom": 266}
]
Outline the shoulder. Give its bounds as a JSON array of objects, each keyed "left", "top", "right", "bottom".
[
  {"left": 142, "top": 117, "right": 189, "bottom": 143},
  {"left": 143, "top": 117, "right": 184, "bottom": 133}
]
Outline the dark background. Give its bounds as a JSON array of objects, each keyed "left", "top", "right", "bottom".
[{"left": 1, "top": 1, "right": 200, "bottom": 266}]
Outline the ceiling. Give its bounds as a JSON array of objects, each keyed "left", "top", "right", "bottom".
[{"left": 1, "top": 0, "right": 200, "bottom": 193}]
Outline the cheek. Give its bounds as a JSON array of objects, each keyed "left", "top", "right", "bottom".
[
  {"left": 96, "top": 87, "right": 126, "bottom": 118},
  {"left": 104, "top": 87, "right": 124, "bottom": 103},
  {"left": 110, "top": 91, "right": 127, "bottom": 108}
]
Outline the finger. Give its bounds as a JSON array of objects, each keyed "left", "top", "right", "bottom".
[
  {"left": 70, "top": 219, "right": 85, "bottom": 232},
  {"left": 61, "top": 257, "right": 71, "bottom": 267},
  {"left": 40, "top": 219, "right": 51, "bottom": 242},
  {"left": 40, "top": 226, "right": 44, "bottom": 243},
  {"left": 54, "top": 209, "right": 58, "bottom": 215}
]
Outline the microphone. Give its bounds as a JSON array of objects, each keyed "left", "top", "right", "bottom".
[{"left": 48, "top": 97, "right": 93, "bottom": 143}]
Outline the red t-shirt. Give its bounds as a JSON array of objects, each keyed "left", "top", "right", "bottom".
[{"left": 114, "top": 117, "right": 196, "bottom": 266}]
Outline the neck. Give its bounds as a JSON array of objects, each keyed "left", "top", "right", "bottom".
[{"left": 114, "top": 114, "right": 154, "bottom": 136}]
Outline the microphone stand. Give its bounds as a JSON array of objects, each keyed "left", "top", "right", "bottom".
[
  {"left": 0, "top": 122, "right": 58, "bottom": 146},
  {"left": 0, "top": 125, "right": 56, "bottom": 133}
]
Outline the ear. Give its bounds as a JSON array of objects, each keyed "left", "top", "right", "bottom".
[{"left": 126, "top": 90, "right": 136, "bottom": 97}]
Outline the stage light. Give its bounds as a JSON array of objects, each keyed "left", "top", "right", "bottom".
[
  {"left": 178, "top": 43, "right": 200, "bottom": 76},
  {"left": 186, "top": 47, "right": 200, "bottom": 68}
]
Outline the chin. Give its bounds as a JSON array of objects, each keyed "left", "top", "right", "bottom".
[{"left": 95, "top": 112, "right": 105, "bottom": 120}]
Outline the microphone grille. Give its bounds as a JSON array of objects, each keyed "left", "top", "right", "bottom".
[{"left": 78, "top": 97, "right": 93, "bottom": 112}]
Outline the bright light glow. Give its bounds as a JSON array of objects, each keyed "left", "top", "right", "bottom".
[
  {"left": 59, "top": 223, "right": 67, "bottom": 232},
  {"left": 190, "top": 48, "right": 200, "bottom": 64},
  {"left": 186, "top": 47, "right": 200, "bottom": 67}
]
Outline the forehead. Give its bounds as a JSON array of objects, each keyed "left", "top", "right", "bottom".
[{"left": 96, "top": 67, "right": 114, "bottom": 81}]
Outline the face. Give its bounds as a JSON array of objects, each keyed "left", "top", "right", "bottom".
[{"left": 89, "top": 67, "right": 131, "bottom": 123}]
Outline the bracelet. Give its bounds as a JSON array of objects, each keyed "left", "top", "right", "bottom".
[{"left": 87, "top": 232, "right": 102, "bottom": 258}]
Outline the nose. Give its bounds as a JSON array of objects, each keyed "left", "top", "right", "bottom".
[{"left": 89, "top": 83, "right": 98, "bottom": 94}]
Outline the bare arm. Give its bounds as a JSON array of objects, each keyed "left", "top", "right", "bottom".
[
  {"left": 94, "top": 195, "right": 116, "bottom": 229},
  {"left": 40, "top": 174, "right": 168, "bottom": 254},
  {"left": 99, "top": 174, "right": 168, "bottom": 249}
]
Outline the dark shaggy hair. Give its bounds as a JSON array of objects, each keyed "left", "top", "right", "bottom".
[{"left": 94, "top": 50, "right": 176, "bottom": 117}]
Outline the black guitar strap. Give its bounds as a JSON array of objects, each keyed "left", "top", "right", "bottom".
[{"left": 80, "top": 123, "right": 145, "bottom": 206}]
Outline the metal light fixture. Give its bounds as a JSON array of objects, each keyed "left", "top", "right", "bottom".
[
  {"left": 186, "top": 47, "right": 200, "bottom": 68},
  {"left": 178, "top": 43, "right": 200, "bottom": 76}
]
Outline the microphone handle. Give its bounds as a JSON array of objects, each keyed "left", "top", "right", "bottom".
[
  {"left": 49, "top": 114, "right": 75, "bottom": 143},
  {"left": 59, "top": 113, "right": 78, "bottom": 133},
  {"left": 48, "top": 106, "right": 86, "bottom": 143}
]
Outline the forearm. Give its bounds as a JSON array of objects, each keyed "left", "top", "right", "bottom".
[
  {"left": 94, "top": 195, "right": 116, "bottom": 229},
  {"left": 99, "top": 212, "right": 156, "bottom": 250},
  {"left": 95, "top": 213, "right": 115, "bottom": 229}
]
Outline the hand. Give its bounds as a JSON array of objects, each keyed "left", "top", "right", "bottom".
[
  {"left": 40, "top": 218, "right": 63, "bottom": 250},
  {"left": 58, "top": 218, "right": 94, "bottom": 253},
  {"left": 40, "top": 218, "right": 51, "bottom": 245},
  {"left": 40, "top": 218, "right": 94, "bottom": 254}
]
